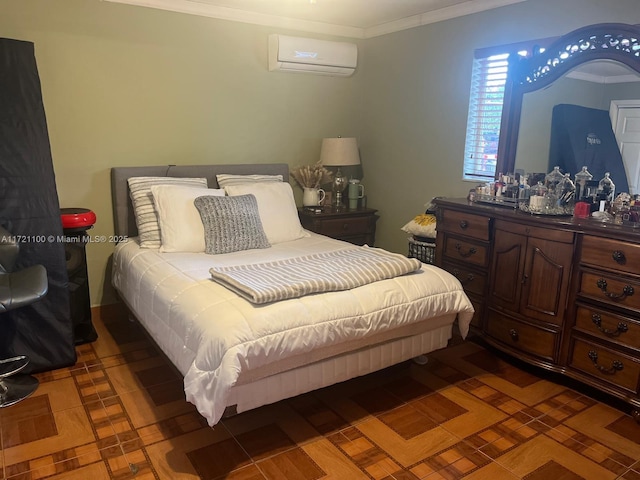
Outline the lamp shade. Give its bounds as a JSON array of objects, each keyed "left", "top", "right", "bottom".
[{"left": 319, "top": 137, "right": 360, "bottom": 167}]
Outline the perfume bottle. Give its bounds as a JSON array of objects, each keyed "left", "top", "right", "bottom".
[
  {"left": 545, "top": 166, "right": 564, "bottom": 196},
  {"left": 598, "top": 172, "right": 615, "bottom": 203},
  {"left": 557, "top": 173, "right": 576, "bottom": 208},
  {"left": 574, "top": 166, "right": 593, "bottom": 200},
  {"left": 518, "top": 174, "right": 531, "bottom": 200}
]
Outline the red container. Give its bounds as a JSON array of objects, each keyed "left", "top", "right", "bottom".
[
  {"left": 60, "top": 208, "right": 96, "bottom": 230},
  {"left": 573, "top": 201, "right": 590, "bottom": 219}
]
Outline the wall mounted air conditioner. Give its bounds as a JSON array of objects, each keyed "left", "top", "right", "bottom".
[{"left": 268, "top": 34, "right": 357, "bottom": 77}]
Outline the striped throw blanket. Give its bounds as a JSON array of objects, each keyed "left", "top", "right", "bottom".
[{"left": 209, "top": 247, "right": 423, "bottom": 304}]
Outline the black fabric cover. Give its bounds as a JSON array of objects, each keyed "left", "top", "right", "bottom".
[
  {"left": 0, "top": 38, "right": 76, "bottom": 372},
  {"left": 548, "top": 104, "right": 630, "bottom": 195}
]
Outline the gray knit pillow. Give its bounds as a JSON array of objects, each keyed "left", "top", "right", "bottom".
[{"left": 194, "top": 194, "right": 271, "bottom": 254}]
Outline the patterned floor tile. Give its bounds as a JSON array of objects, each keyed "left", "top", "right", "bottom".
[
  {"left": 413, "top": 386, "right": 508, "bottom": 440},
  {"left": 296, "top": 439, "right": 369, "bottom": 479},
  {"left": 564, "top": 403, "right": 640, "bottom": 464},
  {"left": 412, "top": 440, "right": 492, "bottom": 478},
  {"left": 345, "top": 415, "right": 461, "bottom": 468},
  {"left": 3, "top": 306, "right": 640, "bottom": 480},
  {"left": 534, "top": 391, "right": 597, "bottom": 427},
  {"left": 2, "top": 397, "right": 115, "bottom": 468},
  {"left": 287, "top": 393, "right": 351, "bottom": 435},
  {"left": 619, "top": 468, "right": 640, "bottom": 480},
  {"left": 256, "top": 446, "right": 325, "bottom": 480},
  {"left": 327, "top": 426, "right": 411, "bottom": 478},
  {"left": 143, "top": 424, "right": 241, "bottom": 478},
  {"left": 112, "top": 380, "right": 197, "bottom": 433},
  {"left": 462, "top": 461, "right": 520, "bottom": 479},
  {"left": 5, "top": 448, "right": 118, "bottom": 480},
  {"left": 494, "top": 434, "right": 619, "bottom": 479},
  {"left": 474, "top": 417, "right": 548, "bottom": 460}
]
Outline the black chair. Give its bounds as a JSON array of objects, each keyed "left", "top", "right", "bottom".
[{"left": 0, "top": 225, "right": 48, "bottom": 407}]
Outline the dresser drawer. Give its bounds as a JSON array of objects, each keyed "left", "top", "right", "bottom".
[
  {"left": 569, "top": 338, "right": 640, "bottom": 393},
  {"left": 578, "top": 271, "right": 640, "bottom": 313},
  {"left": 495, "top": 219, "right": 574, "bottom": 244},
  {"left": 439, "top": 210, "right": 490, "bottom": 241},
  {"left": 442, "top": 235, "right": 488, "bottom": 267},
  {"left": 581, "top": 236, "right": 640, "bottom": 276},
  {"left": 486, "top": 310, "right": 558, "bottom": 361},
  {"left": 441, "top": 261, "right": 486, "bottom": 296},
  {"left": 314, "top": 216, "right": 373, "bottom": 237},
  {"left": 574, "top": 304, "right": 640, "bottom": 351}
]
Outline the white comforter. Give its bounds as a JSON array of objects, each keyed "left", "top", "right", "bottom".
[{"left": 112, "top": 233, "right": 474, "bottom": 426}]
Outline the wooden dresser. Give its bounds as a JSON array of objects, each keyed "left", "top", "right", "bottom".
[{"left": 434, "top": 197, "right": 640, "bottom": 419}]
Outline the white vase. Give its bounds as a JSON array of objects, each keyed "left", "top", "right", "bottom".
[{"left": 302, "top": 187, "right": 326, "bottom": 206}]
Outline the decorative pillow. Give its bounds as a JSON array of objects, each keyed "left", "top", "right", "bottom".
[
  {"left": 401, "top": 213, "right": 437, "bottom": 239},
  {"left": 128, "top": 176, "right": 208, "bottom": 249},
  {"left": 216, "top": 174, "right": 283, "bottom": 188},
  {"left": 224, "top": 182, "right": 309, "bottom": 244},
  {"left": 151, "top": 184, "right": 225, "bottom": 253},
  {"left": 194, "top": 194, "right": 271, "bottom": 254}
]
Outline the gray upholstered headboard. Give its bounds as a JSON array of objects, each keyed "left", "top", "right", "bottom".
[{"left": 111, "top": 163, "right": 290, "bottom": 238}]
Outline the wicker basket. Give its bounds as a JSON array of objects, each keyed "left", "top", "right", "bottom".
[{"left": 408, "top": 236, "right": 436, "bottom": 264}]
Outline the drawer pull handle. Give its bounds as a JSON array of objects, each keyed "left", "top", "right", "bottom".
[
  {"left": 596, "top": 279, "right": 634, "bottom": 300},
  {"left": 452, "top": 269, "right": 475, "bottom": 286},
  {"left": 612, "top": 250, "right": 626, "bottom": 264},
  {"left": 509, "top": 329, "right": 519, "bottom": 341},
  {"left": 587, "top": 350, "right": 624, "bottom": 375},
  {"left": 454, "top": 243, "right": 477, "bottom": 258},
  {"left": 591, "top": 313, "right": 629, "bottom": 337},
  {"left": 459, "top": 220, "right": 469, "bottom": 230}
]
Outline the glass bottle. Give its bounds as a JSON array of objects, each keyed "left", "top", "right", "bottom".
[
  {"left": 518, "top": 174, "right": 531, "bottom": 200},
  {"left": 574, "top": 166, "right": 593, "bottom": 200},
  {"left": 598, "top": 172, "right": 615, "bottom": 203},
  {"left": 494, "top": 172, "right": 505, "bottom": 197},
  {"left": 545, "top": 166, "right": 564, "bottom": 196},
  {"left": 529, "top": 181, "right": 547, "bottom": 213},
  {"left": 557, "top": 173, "right": 576, "bottom": 209}
]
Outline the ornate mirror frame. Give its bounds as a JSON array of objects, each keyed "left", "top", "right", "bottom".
[{"left": 495, "top": 23, "right": 640, "bottom": 178}]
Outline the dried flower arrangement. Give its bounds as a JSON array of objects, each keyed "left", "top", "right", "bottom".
[{"left": 290, "top": 162, "right": 334, "bottom": 189}]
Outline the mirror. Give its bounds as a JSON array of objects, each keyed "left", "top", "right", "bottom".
[{"left": 496, "top": 23, "right": 640, "bottom": 193}]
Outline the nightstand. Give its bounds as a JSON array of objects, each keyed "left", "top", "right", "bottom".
[{"left": 298, "top": 207, "right": 379, "bottom": 246}]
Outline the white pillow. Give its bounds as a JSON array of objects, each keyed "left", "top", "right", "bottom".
[
  {"left": 151, "top": 184, "right": 225, "bottom": 252},
  {"left": 224, "top": 182, "right": 308, "bottom": 244},
  {"left": 127, "top": 176, "right": 208, "bottom": 249},
  {"left": 216, "top": 174, "right": 283, "bottom": 188}
]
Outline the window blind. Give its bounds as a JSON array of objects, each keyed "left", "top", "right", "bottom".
[{"left": 462, "top": 53, "right": 509, "bottom": 182}]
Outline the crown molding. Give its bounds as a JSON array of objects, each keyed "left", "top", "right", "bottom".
[
  {"left": 103, "top": 0, "right": 526, "bottom": 39},
  {"left": 102, "top": 0, "right": 365, "bottom": 38},
  {"left": 363, "top": 0, "right": 526, "bottom": 38}
]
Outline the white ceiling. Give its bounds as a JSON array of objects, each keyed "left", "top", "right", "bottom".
[
  {"left": 103, "top": 0, "right": 527, "bottom": 38},
  {"left": 569, "top": 60, "right": 640, "bottom": 84}
]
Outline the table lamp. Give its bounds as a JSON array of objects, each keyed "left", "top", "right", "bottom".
[{"left": 319, "top": 137, "right": 360, "bottom": 208}]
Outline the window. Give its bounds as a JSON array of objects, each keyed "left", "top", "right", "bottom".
[
  {"left": 462, "top": 51, "right": 509, "bottom": 182},
  {"left": 462, "top": 39, "right": 554, "bottom": 182}
]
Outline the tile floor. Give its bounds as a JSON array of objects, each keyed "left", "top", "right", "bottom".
[{"left": 1, "top": 304, "right": 639, "bottom": 479}]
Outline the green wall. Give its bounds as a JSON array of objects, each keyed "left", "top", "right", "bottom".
[
  {"left": 2, "top": 0, "right": 640, "bottom": 305},
  {"left": 0, "top": 0, "right": 364, "bottom": 304}
]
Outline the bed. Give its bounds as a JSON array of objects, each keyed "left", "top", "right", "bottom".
[{"left": 110, "top": 163, "right": 474, "bottom": 427}]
